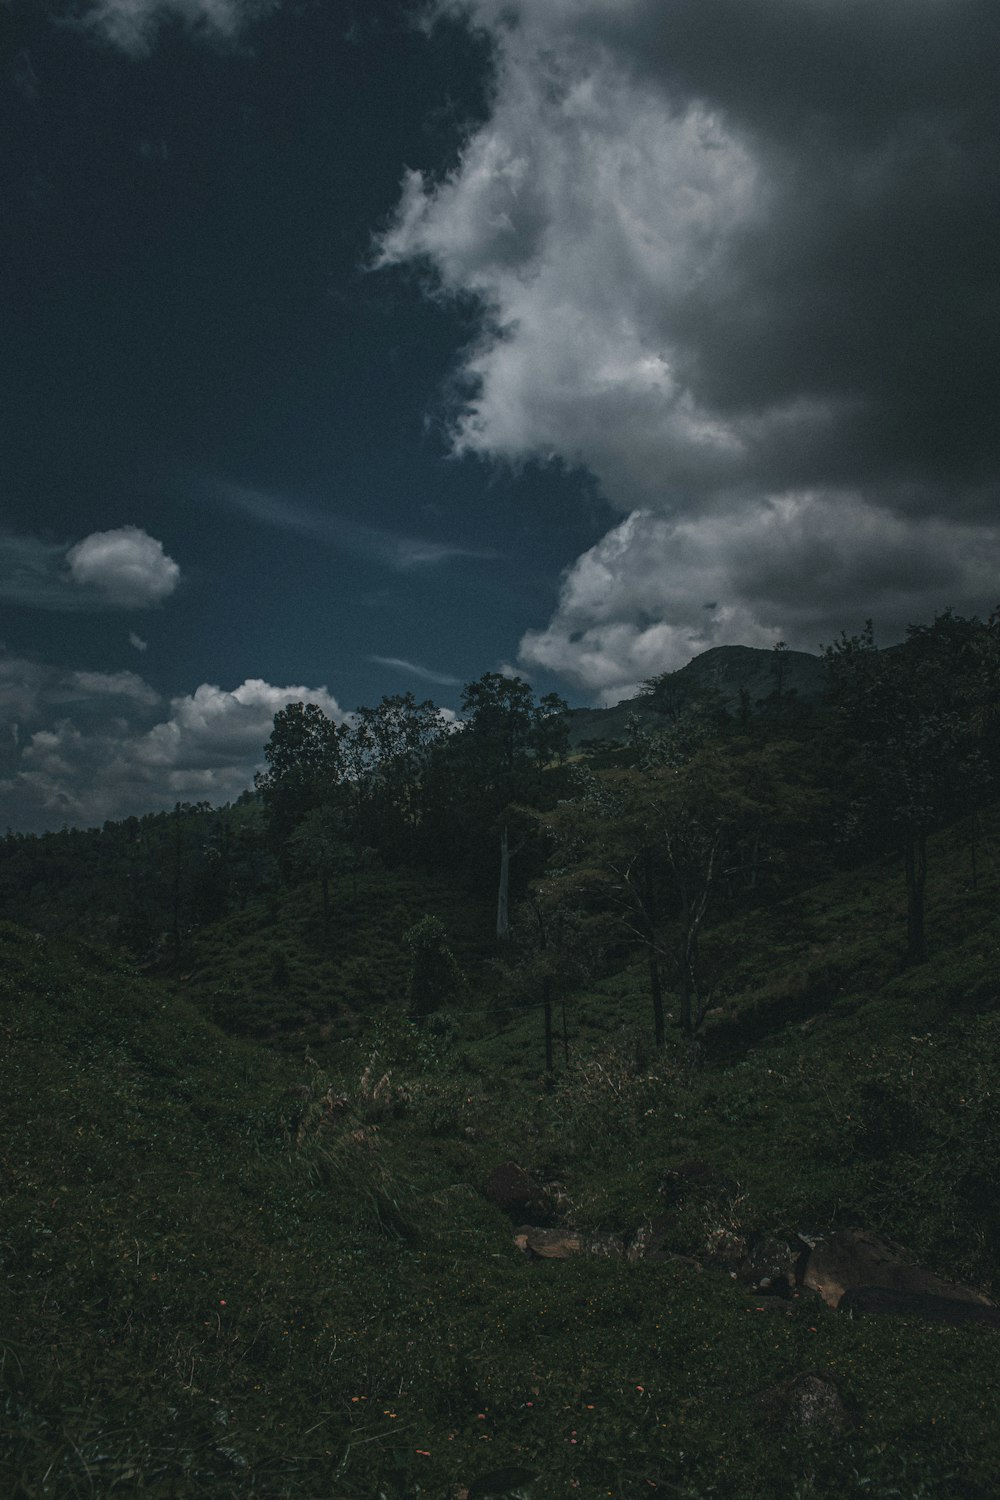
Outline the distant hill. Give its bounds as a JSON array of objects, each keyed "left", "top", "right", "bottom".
[{"left": 565, "top": 643, "right": 828, "bottom": 748}]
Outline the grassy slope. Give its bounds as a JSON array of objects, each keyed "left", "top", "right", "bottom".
[
  {"left": 3, "top": 807, "right": 1000, "bottom": 1498},
  {"left": 157, "top": 861, "right": 496, "bottom": 1054}
]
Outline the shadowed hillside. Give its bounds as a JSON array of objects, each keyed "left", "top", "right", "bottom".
[
  {"left": 565, "top": 643, "right": 828, "bottom": 748},
  {"left": 4, "top": 615, "right": 1000, "bottom": 1497},
  {"left": 4, "top": 793, "right": 1000, "bottom": 1497}
]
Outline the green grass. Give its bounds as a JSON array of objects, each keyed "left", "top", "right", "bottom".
[
  {"left": 3, "top": 806, "right": 1000, "bottom": 1496},
  {"left": 158, "top": 861, "right": 496, "bottom": 1056}
]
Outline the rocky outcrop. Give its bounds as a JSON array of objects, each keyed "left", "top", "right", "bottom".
[
  {"left": 627, "top": 1215, "right": 673, "bottom": 1264},
  {"left": 800, "top": 1229, "right": 994, "bottom": 1310}
]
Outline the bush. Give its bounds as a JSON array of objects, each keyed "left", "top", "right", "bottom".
[{"left": 403, "top": 915, "right": 463, "bottom": 1018}]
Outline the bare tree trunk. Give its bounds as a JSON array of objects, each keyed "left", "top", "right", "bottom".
[{"left": 678, "top": 950, "right": 693, "bottom": 1035}]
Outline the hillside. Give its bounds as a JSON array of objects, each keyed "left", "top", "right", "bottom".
[
  {"left": 4, "top": 796, "right": 1000, "bottom": 1498},
  {"left": 565, "top": 643, "right": 828, "bottom": 748},
  {"left": 4, "top": 615, "right": 999, "bottom": 1496}
]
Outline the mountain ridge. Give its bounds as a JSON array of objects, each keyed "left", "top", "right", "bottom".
[{"left": 565, "top": 642, "right": 827, "bottom": 748}]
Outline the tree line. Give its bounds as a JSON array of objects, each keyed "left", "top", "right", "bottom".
[{"left": 1, "top": 610, "right": 997, "bottom": 1058}]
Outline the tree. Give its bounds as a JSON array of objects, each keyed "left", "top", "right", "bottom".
[
  {"left": 458, "top": 674, "right": 568, "bottom": 796},
  {"left": 403, "top": 915, "right": 463, "bottom": 1019},
  {"left": 255, "top": 702, "right": 346, "bottom": 853},
  {"left": 542, "top": 747, "right": 788, "bottom": 1041},
  {"left": 451, "top": 673, "right": 569, "bottom": 931},
  {"left": 287, "top": 804, "right": 351, "bottom": 925},
  {"left": 825, "top": 613, "right": 992, "bottom": 962},
  {"left": 343, "top": 693, "right": 450, "bottom": 862}
]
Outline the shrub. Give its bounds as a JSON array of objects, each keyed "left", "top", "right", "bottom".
[{"left": 403, "top": 915, "right": 463, "bottom": 1018}]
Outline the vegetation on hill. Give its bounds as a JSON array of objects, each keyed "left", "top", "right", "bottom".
[{"left": 2, "top": 611, "right": 1000, "bottom": 1498}]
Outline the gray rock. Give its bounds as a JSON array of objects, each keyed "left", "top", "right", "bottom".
[
  {"left": 738, "top": 1234, "right": 796, "bottom": 1292},
  {"left": 803, "top": 1228, "right": 994, "bottom": 1310},
  {"left": 754, "top": 1372, "right": 855, "bottom": 1433}
]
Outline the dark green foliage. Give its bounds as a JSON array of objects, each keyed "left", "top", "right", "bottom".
[
  {"left": 0, "top": 799, "right": 271, "bottom": 957},
  {"left": 404, "top": 914, "right": 464, "bottom": 1018},
  {"left": 824, "top": 611, "right": 996, "bottom": 961},
  {"left": 3, "top": 784, "right": 1000, "bottom": 1497},
  {"left": 255, "top": 700, "right": 347, "bottom": 853}
]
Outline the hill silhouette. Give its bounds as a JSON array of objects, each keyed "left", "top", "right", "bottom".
[{"left": 566, "top": 643, "right": 827, "bottom": 747}]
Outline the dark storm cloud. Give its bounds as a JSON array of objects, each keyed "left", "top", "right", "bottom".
[
  {"left": 381, "top": 0, "right": 1000, "bottom": 698},
  {"left": 590, "top": 0, "right": 1000, "bottom": 492}
]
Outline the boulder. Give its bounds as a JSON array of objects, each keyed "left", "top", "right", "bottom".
[
  {"left": 754, "top": 1372, "right": 855, "bottom": 1433},
  {"left": 703, "top": 1227, "right": 748, "bottom": 1269},
  {"left": 839, "top": 1287, "right": 1000, "bottom": 1329},
  {"left": 513, "top": 1226, "right": 582, "bottom": 1259},
  {"left": 802, "top": 1229, "right": 994, "bottom": 1310},
  {"left": 584, "top": 1229, "right": 625, "bottom": 1259},
  {"left": 513, "top": 1224, "right": 628, "bottom": 1260}
]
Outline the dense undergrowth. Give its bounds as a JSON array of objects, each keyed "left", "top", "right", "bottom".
[{"left": 3, "top": 804, "right": 1000, "bottom": 1498}]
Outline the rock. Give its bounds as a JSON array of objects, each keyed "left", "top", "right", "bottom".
[
  {"left": 839, "top": 1287, "right": 1000, "bottom": 1329},
  {"left": 754, "top": 1372, "right": 855, "bottom": 1433},
  {"left": 484, "top": 1162, "right": 551, "bottom": 1220},
  {"left": 802, "top": 1229, "right": 994, "bottom": 1310},
  {"left": 737, "top": 1234, "right": 797, "bottom": 1293},
  {"left": 703, "top": 1227, "right": 747, "bottom": 1268},
  {"left": 513, "top": 1226, "right": 582, "bottom": 1259},
  {"left": 513, "top": 1224, "right": 626, "bottom": 1259},
  {"left": 584, "top": 1229, "right": 625, "bottom": 1259}
]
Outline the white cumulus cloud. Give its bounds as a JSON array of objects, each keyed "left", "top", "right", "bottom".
[
  {"left": 520, "top": 496, "right": 1000, "bottom": 703},
  {"left": 66, "top": 526, "right": 180, "bottom": 609},
  {"left": 0, "top": 651, "right": 345, "bottom": 830}
]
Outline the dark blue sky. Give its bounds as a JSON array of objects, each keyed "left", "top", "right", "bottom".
[
  {"left": 2, "top": 1, "right": 608, "bottom": 709},
  {"left": 2, "top": 0, "right": 997, "bottom": 828}
]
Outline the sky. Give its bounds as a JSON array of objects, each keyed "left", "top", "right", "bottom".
[{"left": 1, "top": 0, "right": 998, "bottom": 831}]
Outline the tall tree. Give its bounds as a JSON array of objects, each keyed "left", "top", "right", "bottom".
[
  {"left": 255, "top": 702, "right": 346, "bottom": 854},
  {"left": 825, "top": 613, "right": 991, "bottom": 962},
  {"left": 343, "top": 693, "right": 450, "bottom": 861},
  {"left": 453, "top": 673, "right": 569, "bottom": 932},
  {"left": 541, "top": 747, "right": 788, "bottom": 1040}
]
